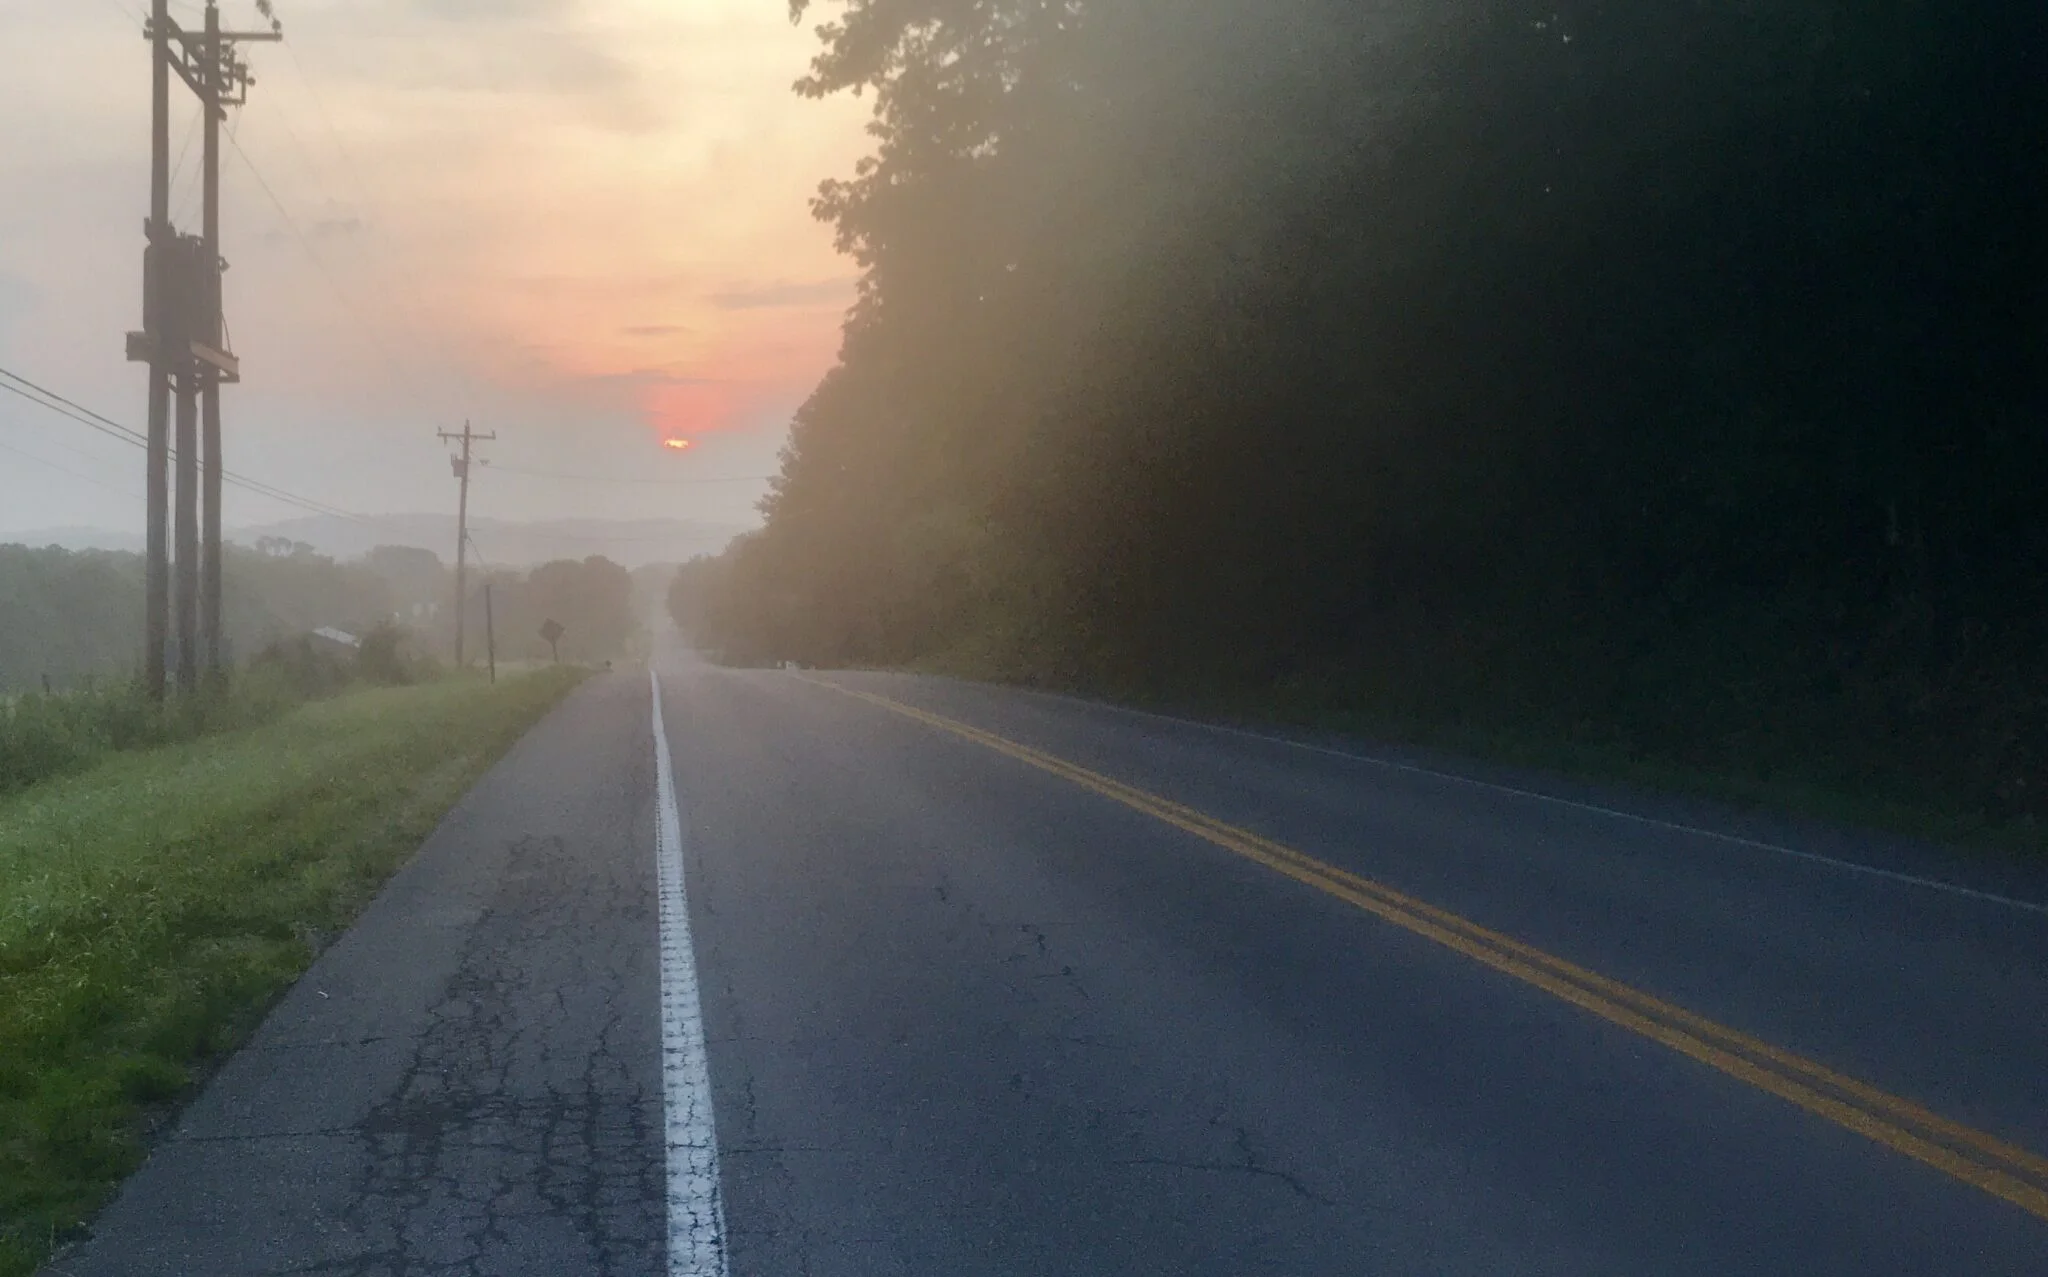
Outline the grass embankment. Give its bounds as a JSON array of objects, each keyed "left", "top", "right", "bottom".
[
  {"left": 0, "top": 626, "right": 432, "bottom": 799},
  {"left": 0, "top": 672, "right": 309, "bottom": 800},
  {"left": 0, "top": 668, "right": 588, "bottom": 1276}
]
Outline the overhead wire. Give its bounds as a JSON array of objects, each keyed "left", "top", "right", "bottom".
[
  {"left": 168, "top": 104, "right": 201, "bottom": 211},
  {"left": 273, "top": 29, "right": 481, "bottom": 420},
  {"left": 90, "top": 0, "right": 146, "bottom": 31},
  {"left": 483, "top": 463, "right": 776, "bottom": 486},
  {"left": 221, "top": 131, "right": 375, "bottom": 340},
  {"left": 35, "top": 4, "right": 453, "bottom": 535},
  {"left": 222, "top": 127, "right": 446, "bottom": 420},
  {"left": 0, "top": 368, "right": 369, "bottom": 523},
  {"left": 0, "top": 437, "right": 146, "bottom": 502}
]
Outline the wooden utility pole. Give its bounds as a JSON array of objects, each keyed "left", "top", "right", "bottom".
[
  {"left": 127, "top": 1, "right": 278, "bottom": 696},
  {"left": 200, "top": 1, "right": 227, "bottom": 681},
  {"left": 142, "top": 0, "right": 171, "bottom": 700},
  {"left": 484, "top": 583, "right": 497, "bottom": 684},
  {"left": 174, "top": 314, "right": 199, "bottom": 691},
  {"left": 439, "top": 422, "right": 496, "bottom": 667}
]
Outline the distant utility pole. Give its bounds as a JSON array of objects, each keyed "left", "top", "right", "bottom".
[
  {"left": 126, "top": 0, "right": 280, "bottom": 697},
  {"left": 483, "top": 582, "right": 497, "bottom": 684},
  {"left": 439, "top": 422, "right": 496, "bottom": 667}
]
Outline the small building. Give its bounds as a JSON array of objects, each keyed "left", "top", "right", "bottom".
[{"left": 310, "top": 627, "right": 361, "bottom": 653}]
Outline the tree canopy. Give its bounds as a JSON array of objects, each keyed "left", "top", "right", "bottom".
[{"left": 703, "top": 0, "right": 2048, "bottom": 822}]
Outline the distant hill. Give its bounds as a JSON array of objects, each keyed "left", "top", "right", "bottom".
[
  {"left": 4, "top": 526, "right": 146, "bottom": 554},
  {"left": 9, "top": 515, "right": 746, "bottom": 570}
]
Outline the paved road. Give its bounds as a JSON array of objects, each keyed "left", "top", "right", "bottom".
[{"left": 49, "top": 649, "right": 2048, "bottom": 1274}]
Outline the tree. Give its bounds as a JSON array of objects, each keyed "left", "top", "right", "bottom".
[
  {"left": 713, "top": 0, "right": 2048, "bottom": 817},
  {"left": 361, "top": 546, "right": 447, "bottom": 619}
]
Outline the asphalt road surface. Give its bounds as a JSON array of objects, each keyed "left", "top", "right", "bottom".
[{"left": 47, "top": 647, "right": 2048, "bottom": 1275}]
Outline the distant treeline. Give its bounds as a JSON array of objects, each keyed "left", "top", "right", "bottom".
[
  {"left": 0, "top": 542, "right": 642, "bottom": 690},
  {"left": 465, "top": 555, "right": 637, "bottom": 665},
  {"left": 0, "top": 541, "right": 407, "bottom": 692},
  {"left": 686, "top": 0, "right": 2047, "bottom": 827}
]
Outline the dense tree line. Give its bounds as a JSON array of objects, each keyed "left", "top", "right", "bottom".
[
  {"left": 697, "top": 0, "right": 2047, "bottom": 823},
  {"left": 0, "top": 542, "right": 399, "bottom": 692},
  {"left": 0, "top": 544, "right": 639, "bottom": 689},
  {"left": 467, "top": 555, "right": 636, "bottom": 665}
]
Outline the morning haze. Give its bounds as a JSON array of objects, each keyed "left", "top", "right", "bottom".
[
  {"left": 0, "top": 0, "right": 865, "bottom": 542},
  {"left": 4, "top": 3, "right": 2046, "bottom": 1276}
]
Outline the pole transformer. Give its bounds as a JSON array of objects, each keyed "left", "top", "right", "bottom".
[
  {"left": 439, "top": 423, "right": 496, "bottom": 668},
  {"left": 126, "top": 1, "right": 280, "bottom": 696}
]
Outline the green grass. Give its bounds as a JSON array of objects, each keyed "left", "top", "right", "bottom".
[
  {"left": 0, "top": 672, "right": 303, "bottom": 800},
  {"left": 0, "top": 667, "right": 588, "bottom": 1276}
]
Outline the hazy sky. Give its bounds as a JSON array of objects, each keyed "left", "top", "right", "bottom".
[{"left": 0, "top": 0, "right": 866, "bottom": 539}]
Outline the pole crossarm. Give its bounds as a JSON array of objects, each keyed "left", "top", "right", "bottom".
[{"left": 146, "top": 16, "right": 276, "bottom": 116}]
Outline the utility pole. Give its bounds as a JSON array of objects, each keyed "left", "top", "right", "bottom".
[
  {"left": 141, "top": 0, "right": 171, "bottom": 700},
  {"left": 199, "top": 1, "right": 227, "bottom": 683},
  {"left": 127, "top": 0, "right": 278, "bottom": 697},
  {"left": 484, "top": 582, "right": 497, "bottom": 684},
  {"left": 174, "top": 301, "right": 198, "bottom": 691},
  {"left": 439, "top": 422, "right": 495, "bottom": 666}
]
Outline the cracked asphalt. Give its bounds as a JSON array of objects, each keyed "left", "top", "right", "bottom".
[
  {"left": 48, "top": 649, "right": 2048, "bottom": 1274},
  {"left": 49, "top": 673, "right": 667, "bottom": 1277}
]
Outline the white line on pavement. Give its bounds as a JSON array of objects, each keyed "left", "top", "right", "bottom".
[{"left": 651, "top": 669, "right": 729, "bottom": 1276}]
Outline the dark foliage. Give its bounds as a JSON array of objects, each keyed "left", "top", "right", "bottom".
[
  {"left": 467, "top": 556, "right": 636, "bottom": 665},
  {"left": 0, "top": 543, "right": 404, "bottom": 693},
  {"left": 354, "top": 623, "right": 440, "bottom": 687},
  {"left": 707, "top": 0, "right": 2048, "bottom": 828}
]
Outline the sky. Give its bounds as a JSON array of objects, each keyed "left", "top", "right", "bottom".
[{"left": 0, "top": 0, "right": 868, "bottom": 542}]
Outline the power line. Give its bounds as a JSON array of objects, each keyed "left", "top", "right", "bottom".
[
  {"left": 0, "top": 374, "right": 151, "bottom": 451},
  {"left": 0, "top": 399, "right": 143, "bottom": 470},
  {"left": 276, "top": 32, "right": 479, "bottom": 420},
  {"left": 483, "top": 462, "right": 776, "bottom": 486},
  {"left": 0, "top": 437, "right": 145, "bottom": 502},
  {"left": 221, "top": 129, "right": 355, "bottom": 312},
  {"left": 168, "top": 104, "right": 201, "bottom": 212},
  {"left": 1, "top": 375, "right": 355, "bottom": 520},
  {"left": 0, "top": 368, "right": 368, "bottom": 523},
  {"left": 470, "top": 527, "right": 746, "bottom": 545},
  {"left": 90, "top": 0, "right": 146, "bottom": 30},
  {"left": 221, "top": 128, "right": 427, "bottom": 406}
]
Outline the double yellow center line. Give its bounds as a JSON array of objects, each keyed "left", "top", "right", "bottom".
[{"left": 799, "top": 675, "right": 2048, "bottom": 1222}]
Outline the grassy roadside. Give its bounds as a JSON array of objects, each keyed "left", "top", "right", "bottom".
[{"left": 0, "top": 667, "right": 588, "bottom": 1276}]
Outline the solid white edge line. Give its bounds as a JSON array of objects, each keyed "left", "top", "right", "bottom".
[
  {"left": 818, "top": 672, "right": 2048, "bottom": 920},
  {"left": 651, "top": 668, "right": 729, "bottom": 1276}
]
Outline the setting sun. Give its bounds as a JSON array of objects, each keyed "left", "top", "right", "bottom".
[{"left": 663, "top": 438, "right": 694, "bottom": 451}]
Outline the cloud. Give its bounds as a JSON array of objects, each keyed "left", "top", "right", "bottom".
[
  {"left": 709, "top": 279, "right": 854, "bottom": 311},
  {"left": 622, "top": 324, "right": 691, "bottom": 336}
]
